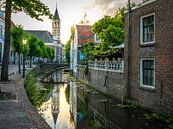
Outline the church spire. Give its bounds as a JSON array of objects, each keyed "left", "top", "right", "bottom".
[
  {"left": 54, "top": 1, "right": 60, "bottom": 20},
  {"left": 52, "top": 1, "right": 60, "bottom": 40}
]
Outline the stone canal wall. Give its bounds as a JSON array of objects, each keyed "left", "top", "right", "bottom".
[{"left": 77, "top": 66, "right": 126, "bottom": 99}]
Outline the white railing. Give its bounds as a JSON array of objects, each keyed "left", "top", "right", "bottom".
[{"left": 79, "top": 60, "right": 124, "bottom": 73}]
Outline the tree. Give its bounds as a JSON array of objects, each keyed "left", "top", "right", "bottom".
[
  {"left": 41, "top": 46, "right": 48, "bottom": 62},
  {"left": 65, "top": 26, "right": 75, "bottom": 64},
  {"left": 11, "top": 25, "right": 24, "bottom": 74},
  {"left": 81, "top": 41, "right": 95, "bottom": 61},
  {"left": 46, "top": 47, "right": 55, "bottom": 63},
  {"left": 92, "top": 9, "right": 125, "bottom": 55},
  {"left": 27, "top": 35, "right": 39, "bottom": 68},
  {"left": 65, "top": 39, "right": 71, "bottom": 64},
  {"left": 36, "top": 40, "right": 45, "bottom": 63},
  {"left": 70, "top": 26, "right": 75, "bottom": 39},
  {"left": 1, "top": 0, "right": 52, "bottom": 80}
]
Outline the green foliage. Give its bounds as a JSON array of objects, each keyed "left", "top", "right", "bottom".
[
  {"left": 27, "top": 34, "right": 39, "bottom": 57},
  {"left": 24, "top": 71, "right": 53, "bottom": 108},
  {"left": 81, "top": 41, "right": 95, "bottom": 61},
  {"left": 65, "top": 39, "right": 71, "bottom": 64},
  {"left": 65, "top": 84, "right": 70, "bottom": 104},
  {"left": 11, "top": 0, "right": 53, "bottom": 21},
  {"left": 46, "top": 47, "right": 55, "bottom": 61},
  {"left": 70, "top": 26, "right": 75, "bottom": 39},
  {"left": 41, "top": 46, "right": 48, "bottom": 59},
  {"left": 92, "top": 8, "right": 125, "bottom": 55},
  {"left": 1, "top": 0, "right": 53, "bottom": 80},
  {"left": 143, "top": 113, "right": 173, "bottom": 129},
  {"left": 36, "top": 40, "right": 45, "bottom": 57},
  {"left": 11, "top": 25, "right": 24, "bottom": 54},
  {"left": 65, "top": 25, "right": 75, "bottom": 64}
]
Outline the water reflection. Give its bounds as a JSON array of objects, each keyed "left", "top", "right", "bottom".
[
  {"left": 39, "top": 70, "right": 74, "bottom": 129},
  {"left": 51, "top": 85, "right": 59, "bottom": 129},
  {"left": 39, "top": 70, "right": 168, "bottom": 129}
]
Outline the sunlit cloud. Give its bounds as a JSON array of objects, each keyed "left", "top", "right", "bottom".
[
  {"left": 91, "top": 0, "right": 126, "bottom": 16},
  {"left": 92, "top": 0, "right": 137, "bottom": 16}
]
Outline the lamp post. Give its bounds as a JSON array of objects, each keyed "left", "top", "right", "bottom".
[{"left": 22, "top": 36, "right": 27, "bottom": 78}]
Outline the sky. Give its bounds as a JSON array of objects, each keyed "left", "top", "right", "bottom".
[{"left": 12, "top": 0, "right": 131, "bottom": 44}]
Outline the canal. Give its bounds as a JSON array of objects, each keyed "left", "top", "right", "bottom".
[{"left": 38, "top": 70, "right": 172, "bottom": 129}]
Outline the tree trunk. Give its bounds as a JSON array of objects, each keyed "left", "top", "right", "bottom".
[
  {"left": 13, "top": 52, "right": 16, "bottom": 64},
  {"left": 18, "top": 53, "right": 21, "bottom": 74},
  {"left": 1, "top": 0, "right": 12, "bottom": 80},
  {"left": 29, "top": 56, "right": 32, "bottom": 68}
]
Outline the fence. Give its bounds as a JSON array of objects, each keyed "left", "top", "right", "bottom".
[{"left": 79, "top": 60, "right": 124, "bottom": 73}]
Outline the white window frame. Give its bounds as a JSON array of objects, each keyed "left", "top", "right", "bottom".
[
  {"left": 94, "top": 34, "right": 100, "bottom": 43},
  {"left": 140, "top": 58, "right": 155, "bottom": 89},
  {"left": 140, "top": 13, "right": 155, "bottom": 45}
]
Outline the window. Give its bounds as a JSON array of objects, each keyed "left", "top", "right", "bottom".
[
  {"left": 140, "top": 13, "right": 155, "bottom": 44},
  {"left": 94, "top": 34, "right": 100, "bottom": 43},
  {"left": 140, "top": 58, "right": 155, "bottom": 88}
]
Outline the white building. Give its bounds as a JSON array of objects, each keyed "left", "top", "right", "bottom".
[{"left": 70, "top": 24, "right": 100, "bottom": 76}]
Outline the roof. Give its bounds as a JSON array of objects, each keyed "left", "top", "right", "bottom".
[
  {"left": 108, "top": 43, "right": 124, "bottom": 49},
  {"left": 25, "top": 30, "right": 53, "bottom": 43},
  {"left": 54, "top": 7, "right": 60, "bottom": 20},
  {"left": 124, "top": 0, "right": 157, "bottom": 13},
  {"left": 75, "top": 25, "right": 94, "bottom": 45},
  {"left": 76, "top": 25, "right": 92, "bottom": 30},
  {"left": 114, "top": 43, "right": 124, "bottom": 48}
]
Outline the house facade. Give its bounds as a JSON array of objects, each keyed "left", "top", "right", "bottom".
[
  {"left": 124, "top": 0, "right": 173, "bottom": 114},
  {"left": 0, "top": 10, "right": 16, "bottom": 64},
  {"left": 0, "top": 15, "right": 5, "bottom": 63},
  {"left": 70, "top": 25, "right": 99, "bottom": 76}
]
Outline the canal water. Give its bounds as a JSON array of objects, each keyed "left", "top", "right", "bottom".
[{"left": 38, "top": 70, "right": 170, "bottom": 129}]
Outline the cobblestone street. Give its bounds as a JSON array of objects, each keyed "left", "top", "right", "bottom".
[{"left": 0, "top": 65, "right": 50, "bottom": 129}]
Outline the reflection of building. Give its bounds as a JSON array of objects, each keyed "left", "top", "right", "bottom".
[
  {"left": 69, "top": 81, "right": 77, "bottom": 128},
  {"left": 25, "top": 5, "right": 65, "bottom": 63},
  {"left": 70, "top": 24, "right": 100, "bottom": 76},
  {"left": 51, "top": 86, "right": 59, "bottom": 129}
]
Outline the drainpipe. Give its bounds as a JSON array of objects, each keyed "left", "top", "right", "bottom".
[{"left": 127, "top": 0, "right": 131, "bottom": 99}]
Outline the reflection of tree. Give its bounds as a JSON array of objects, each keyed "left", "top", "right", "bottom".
[
  {"left": 78, "top": 96, "right": 88, "bottom": 118},
  {"left": 65, "top": 84, "right": 70, "bottom": 104},
  {"left": 69, "top": 109, "right": 75, "bottom": 123}
]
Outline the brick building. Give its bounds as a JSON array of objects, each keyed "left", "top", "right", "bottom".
[
  {"left": 124, "top": 0, "right": 173, "bottom": 114},
  {"left": 70, "top": 25, "right": 100, "bottom": 76}
]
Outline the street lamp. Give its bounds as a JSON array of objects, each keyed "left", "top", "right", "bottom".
[{"left": 22, "top": 36, "right": 27, "bottom": 78}]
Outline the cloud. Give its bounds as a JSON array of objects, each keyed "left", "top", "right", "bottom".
[{"left": 92, "top": 0, "right": 131, "bottom": 16}]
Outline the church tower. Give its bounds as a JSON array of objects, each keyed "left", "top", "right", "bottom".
[{"left": 52, "top": 3, "right": 60, "bottom": 41}]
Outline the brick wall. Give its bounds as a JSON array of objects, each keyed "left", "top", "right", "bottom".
[{"left": 124, "top": 0, "right": 173, "bottom": 114}]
